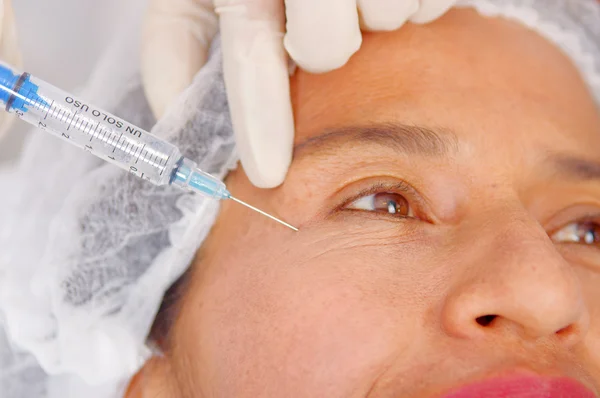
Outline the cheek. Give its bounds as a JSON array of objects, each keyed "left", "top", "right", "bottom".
[
  {"left": 577, "top": 268, "right": 600, "bottom": 378},
  {"left": 185, "top": 225, "right": 434, "bottom": 397}
]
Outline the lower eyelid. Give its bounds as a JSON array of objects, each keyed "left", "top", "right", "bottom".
[
  {"left": 555, "top": 243, "right": 600, "bottom": 270},
  {"left": 330, "top": 208, "right": 415, "bottom": 223}
]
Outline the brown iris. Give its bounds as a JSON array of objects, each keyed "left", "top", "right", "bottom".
[{"left": 346, "top": 192, "right": 411, "bottom": 217}]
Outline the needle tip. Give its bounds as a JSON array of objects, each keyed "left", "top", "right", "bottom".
[{"left": 229, "top": 196, "right": 298, "bottom": 231}]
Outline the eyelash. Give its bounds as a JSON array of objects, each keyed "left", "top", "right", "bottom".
[{"left": 339, "top": 181, "right": 420, "bottom": 220}]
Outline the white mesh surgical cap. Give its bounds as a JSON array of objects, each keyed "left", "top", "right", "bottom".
[
  {"left": 0, "top": 0, "right": 599, "bottom": 397},
  {"left": 0, "top": 14, "right": 238, "bottom": 398}
]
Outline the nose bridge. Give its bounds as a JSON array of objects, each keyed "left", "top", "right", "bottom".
[
  {"left": 443, "top": 206, "right": 588, "bottom": 341},
  {"left": 494, "top": 210, "right": 564, "bottom": 275}
]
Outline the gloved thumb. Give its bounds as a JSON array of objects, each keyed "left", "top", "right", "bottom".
[
  {"left": 0, "top": 0, "right": 22, "bottom": 140},
  {"left": 141, "top": 0, "right": 218, "bottom": 119}
]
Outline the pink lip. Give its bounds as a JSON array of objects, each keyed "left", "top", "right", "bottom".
[{"left": 440, "top": 375, "right": 596, "bottom": 398}]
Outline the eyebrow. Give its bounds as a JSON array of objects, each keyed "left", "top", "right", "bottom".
[
  {"left": 292, "top": 122, "right": 600, "bottom": 184},
  {"left": 551, "top": 155, "right": 600, "bottom": 182},
  {"left": 293, "top": 123, "right": 458, "bottom": 159}
]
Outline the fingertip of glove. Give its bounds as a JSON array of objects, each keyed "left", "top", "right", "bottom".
[
  {"left": 284, "top": 32, "right": 361, "bottom": 74},
  {"left": 410, "top": 0, "right": 457, "bottom": 24},
  {"left": 245, "top": 162, "right": 289, "bottom": 188},
  {"left": 240, "top": 125, "right": 294, "bottom": 188},
  {"left": 358, "top": 0, "right": 419, "bottom": 31}
]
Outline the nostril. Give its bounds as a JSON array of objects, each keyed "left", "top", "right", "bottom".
[
  {"left": 556, "top": 324, "right": 575, "bottom": 337},
  {"left": 476, "top": 315, "right": 497, "bottom": 327}
]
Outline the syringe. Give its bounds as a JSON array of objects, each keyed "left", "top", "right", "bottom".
[{"left": 0, "top": 63, "right": 297, "bottom": 231}]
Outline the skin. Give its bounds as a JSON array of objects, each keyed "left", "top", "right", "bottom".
[{"left": 127, "top": 8, "right": 600, "bottom": 398}]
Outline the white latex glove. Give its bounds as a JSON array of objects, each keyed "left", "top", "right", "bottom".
[
  {"left": 0, "top": 0, "right": 21, "bottom": 140},
  {"left": 141, "top": 0, "right": 457, "bottom": 188}
]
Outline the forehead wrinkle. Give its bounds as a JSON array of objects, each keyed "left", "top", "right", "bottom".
[{"left": 293, "top": 123, "right": 458, "bottom": 160}]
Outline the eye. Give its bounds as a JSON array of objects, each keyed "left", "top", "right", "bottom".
[
  {"left": 551, "top": 220, "right": 600, "bottom": 246},
  {"left": 345, "top": 192, "right": 414, "bottom": 217}
]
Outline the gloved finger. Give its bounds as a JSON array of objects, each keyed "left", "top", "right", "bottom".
[
  {"left": 357, "top": 0, "right": 419, "bottom": 31},
  {"left": 283, "top": 0, "right": 362, "bottom": 73},
  {"left": 141, "top": 0, "right": 218, "bottom": 119},
  {"left": 410, "top": 0, "right": 457, "bottom": 24},
  {"left": 0, "top": 0, "right": 22, "bottom": 139},
  {"left": 217, "top": 0, "right": 293, "bottom": 188}
]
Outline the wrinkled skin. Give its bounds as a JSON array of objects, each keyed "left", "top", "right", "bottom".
[{"left": 127, "top": 8, "right": 600, "bottom": 398}]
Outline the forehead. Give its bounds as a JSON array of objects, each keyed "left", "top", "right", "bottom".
[{"left": 289, "top": 9, "right": 600, "bottom": 164}]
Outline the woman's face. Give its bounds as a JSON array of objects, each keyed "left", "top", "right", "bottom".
[{"left": 132, "top": 9, "right": 600, "bottom": 398}]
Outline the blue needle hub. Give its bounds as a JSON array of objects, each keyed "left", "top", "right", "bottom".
[{"left": 0, "top": 64, "right": 48, "bottom": 112}]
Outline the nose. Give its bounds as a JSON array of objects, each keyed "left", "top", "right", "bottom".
[{"left": 441, "top": 209, "right": 589, "bottom": 346}]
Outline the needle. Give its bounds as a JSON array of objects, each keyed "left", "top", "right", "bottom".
[{"left": 229, "top": 196, "right": 299, "bottom": 231}]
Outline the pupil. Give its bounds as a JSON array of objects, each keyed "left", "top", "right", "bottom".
[{"left": 387, "top": 201, "right": 397, "bottom": 214}]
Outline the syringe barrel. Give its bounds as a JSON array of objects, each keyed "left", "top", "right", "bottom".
[{"left": 0, "top": 63, "right": 180, "bottom": 186}]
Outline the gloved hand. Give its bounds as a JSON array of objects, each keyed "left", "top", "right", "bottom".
[
  {"left": 0, "top": 0, "right": 22, "bottom": 139},
  {"left": 141, "top": 0, "right": 457, "bottom": 188}
]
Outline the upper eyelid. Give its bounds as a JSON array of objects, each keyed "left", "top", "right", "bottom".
[{"left": 544, "top": 208, "right": 600, "bottom": 237}]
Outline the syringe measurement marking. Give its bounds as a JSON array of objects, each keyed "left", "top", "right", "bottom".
[
  {"left": 105, "top": 128, "right": 116, "bottom": 146},
  {"left": 73, "top": 116, "right": 84, "bottom": 132},
  {"left": 131, "top": 143, "right": 139, "bottom": 158},
  {"left": 58, "top": 110, "right": 67, "bottom": 124},
  {"left": 96, "top": 127, "right": 112, "bottom": 144},
  {"left": 84, "top": 121, "right": 96, "bottom": 138},
  {"left": 135, "top": 144, "right": 146, "bottom": 164},
  {"left": 54, "top": 108, "right": 63, "bottom": 123},
  {"left": 100, "top": 127, "right": 109, "bottom": 144},
  {"left": 44, "top": 100, "right": 55, "bottom": 120},
  {"left": 66, "top": 111, "right": 78, "bottom": 130},
  {"left": 24, "top": 93, "right": 45, "bottom": 112},
  {"left": 110, "top": 131, "right": 120, "bottom": 148},
  {"left": 116, "top": 136, "right": 127, "bottom": 154},
  {"left": 20, "top": 95, "right": 170, "bottom": 174},
  {"left": 59, "top": 110, "right": 69, "bottom": 124},
  {"left": 84, "top": 121, "right": 93, "bottom": 136},
  {"left": 18, "top": 95, "right": 162, "bottom": 174},
  {"left": 130, "top": 142, "right": 141, "bottom": 159},
  {"left": 61, "top": 111, "right": 70, "bottom": 124},
  {"left": 79, "top": 118, "right": 88, "bottom": 132},
  {"left": 113, "top": 134, "right": 124, "bottom": 153},
  {"left": 90, "top": 122, "right": 100, "bottom": 141}
]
